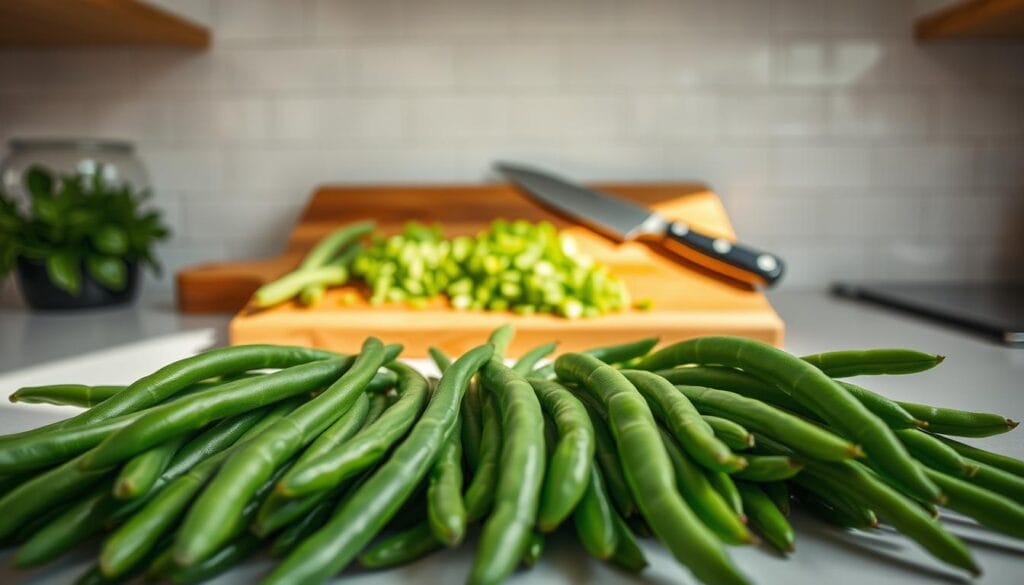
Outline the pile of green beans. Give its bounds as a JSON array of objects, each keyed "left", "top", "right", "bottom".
[
  {"left": 1, "top": 330, "right": 1021, "bottom": 585},
  {"left": 352, "top": 219, "right": 633, "bottom": 318}
]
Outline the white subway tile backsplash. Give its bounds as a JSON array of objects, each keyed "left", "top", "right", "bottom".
[
  {"left": 145, "top": 148, "right": 223, "bottom": 191},
  {"left": 408, "top": 96, "right": 508, "bottom": 141},
  {"left": 453, "top": 42, "right": 559, "bottom": 89},
  {"left": 308, "top": 0, "right": 405, "bottom": 39},
  {"left": 824, "top": 0, "right": 912, "bottom": 35},
  {"left": 871, "top": 145, "right": 976, "bottom": 187},
  {"left": 772, "top": 0, "right": 826, "bottom": 34},
  {"left": 351, "top": 44, "right": 454, "bottom": 89},
  {"left": 213, "top": 0, "right": 305, "bottom": 41},
  {"left": 770, "top": 145, "right": 871, "bottom": 188},
  {"left": 404, "top": 0, "right": 510, "bottom": 36},
  {"left": 720, "top": 92, "right": 828, "bottom": 139},
  {"left": 170, "top": 98, "right": 270, "bottom": 143},
  {"left": 667, "top": 36, "right": 772, "bottom": 86},
  {"left": 628, "top": 93, "right": 719, "bottom": 140},
  {"left": 507, "top": 95, "right": 622, "bottom": 139},
  {"left": 938, "top": 92, "right": 1024, "bottom": 137},
  {"left": 563, "top": 41, "right": 666, "bottom": 88},
  {"left": 0, "top": 0, "right": 1019, "bottom": 288},
  {"left": 827, "top": 91, "right": 933, "bottom": 139},
  {"left": 270, "top": 96, "right": 404, "bottom": 144},
  {"left": 772, "top": 38, "right": 886, "bottom": 87},
  {"left": 218, "top": 47, "right": 350, "bottom": 91},
  {"left": 223, "top": 148, "right": 325, "bottom": 193}
]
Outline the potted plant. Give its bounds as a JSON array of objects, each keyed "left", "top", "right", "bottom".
[{"left": 0, "top": 165, "right": 170, "bottom": 310}]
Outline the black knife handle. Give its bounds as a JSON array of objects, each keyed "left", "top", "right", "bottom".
[{"left": 662, "top": 222, "right": 785, "bottom": 287}]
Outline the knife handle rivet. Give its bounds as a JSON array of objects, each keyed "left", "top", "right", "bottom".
[
  {"left": 712, "top": 238, "right": 733, "bottom": 254},
  {"left": 757, "top": 254, "right": 779, "bottom": 272},
  {"left": 670, "top": 223, "right": 689, "bottom": 237}
]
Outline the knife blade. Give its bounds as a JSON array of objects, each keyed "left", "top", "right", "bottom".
[{"left": 495, "top": 162, "right": 785, "bottom": 287}]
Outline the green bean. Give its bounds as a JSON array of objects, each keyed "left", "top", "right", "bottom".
[
  {"left": 656, "top": 366, "right": 811, "bottom": 416},
  {"left": 675, "top": 385, "right": 861, "bottom": 462},
  {"left": 294, "top": 392, "right": 371, "bottom": 469},
  {"left": 0, "top": 451, "right": 108, "bottom": 539},
  {"left": 962, "top": 458, "right": 1024, "bottom": 504},
  {"left": 271, "top": 496, "right": 337, "bottom": 557},
  {"left": 573, "top": 466, "right": 618, "bottom": 560},
  {"left": 108, "top": 406, "right": 281, "bottom": 525},
  {"left": 265, "top": 343, "right": 491, "bottom": 585},
  {"left": 15, "top": 345, "right": 337, "bottom": 438},
  {"left": 733, "top": 455, "right": 803, "bottom": 482},
  {"left": 366, "top": 369, "right": 399, "bottom": 393},
  {"left": 468, "top": 358, "right": 546, "bottom": 585},
  {"left": 464, "top": 393, "right": 502, "bottom": 520},
  {"left": 299, "top": 283, "right": 326, "bottom": 306},
  {"left": 114, "top": 431, "right": 193, "bottom": 500},
  {"left": 638, "top": 336, "right": 942, "bottom": 503},
  {"left": 168, "top": 534, "right": 262, "bottom": 584},
  {"left": 300, "top": 221, "right": 376, "bottom": 271},
  {"left": 80, "top": 358, "right": 355, "bottom": 471},
  {"left": 428, "top": 349, "right": 452, "bottom": 375},
  {"left": 529, "top": 378, "right": 595, "bottom": 532},
  {"left": 762, "top": 482, "right": 790, "bottom": 517},
  {"left": 801, "top": 348, "right": 944, "bottom": 377},
  {"left": 556, "top": 352, "right": 749, "bottom": 585},
  {"left": 512, "top": 342, "right": 558, "bottom": 375},
  {"left": 99, "top": 400, "right": 296, "bottom": 578},
  {"left": 522, "top": 532, "right": 545, "bottom": 567},
  {"left": 609, "top": 510, "right": 648, "bottom": 572},
  {"left": 924, "top": 468, "right": 1024, "bottom": 539},
  {"left": 13, "top": 482, "right": 119, "bottom": 567},
  {"left": 576, "top": 395, "right": 636, "bottom": 518},
  {"left": 358, "top": 522, "right": 439, "bottom": 568},
  {"left": 935, "top": 435, "right": 1024, "bottom": 478},
  {"left": 254, "top": 266, "right": 350, "bottom": 308},
  {"left": 586, "top": 337, "right": 660, "bottom": 365},
  {"left": 737, "top": 481, "right": 794, "bottom": 553},
  {"left": 703, "top": 416, "right": 754, "bottom": 450},
  {"left": 660, "top": 428, "right": 754, "bottom": 544},
  {"left": 897, "top": 401, "right": 1018, "bottom": 437},
  {"left": 78, "top": 536, "right": 171, "bottom": 585},
  {"left": 487, "top": 323, "right": 515, "bottom": 359},
  {"left": 461, "top": 378, "right": 484, "bottom": 469},
  {"left": 790, "top": 482, "right": 877, "bottom": 530},
  {"left": 706, "top": 467, "right": 744, "bottom": 519},
  {"left": 10, "top": 384, "right": 125, "bottom": 408},
  {"left": 427, "top": 418, "right": 467, "bottom": 546},
  {"left": 894, "top": 429, "right": 975, "bottom": 477},
  {"left": 657, "top": 367, "right": 920, "bottom": 430},
  {"left": 277, "top": 361, "right": 429, "bottom": 497},
  {"left": 0, "top": 410, "right": 146, "bottom": 473},
  {"left": 624, "top": 370, "right": 744, "bottom": 473},
  {"left": 803, "top": 459, "right": 977, "bottom": 574},
  {"left": 251, "top": 395, "right": 374, "bottom": 536},
  {"left": 174, "top": 338, "right": 387, "bottom": 566}
]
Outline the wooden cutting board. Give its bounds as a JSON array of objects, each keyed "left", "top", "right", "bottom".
[{"left": 176, "top": 182, "right": 783, "bottom": 356}]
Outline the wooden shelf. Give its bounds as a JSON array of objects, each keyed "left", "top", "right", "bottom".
[
  {"left": 916, "top": 0, "right": 1024, "bottom": 40},
  {"left": 0, "top": 0, "right": 209, "bottom": 48}
]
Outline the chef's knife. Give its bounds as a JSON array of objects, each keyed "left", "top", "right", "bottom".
[{"left": 496, "top": 162, "right": 785, "bottom": 287}]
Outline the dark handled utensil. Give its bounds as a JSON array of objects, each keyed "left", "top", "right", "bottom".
[{"left": 495, "top": 162, "right": 785, "bottom": 287}]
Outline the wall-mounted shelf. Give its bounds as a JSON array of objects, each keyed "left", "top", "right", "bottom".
[
  {"left": 0, "top": 0, "right": 209, "bottom": 48},
  {"left": 916, "top": 0, "right": 1024, "bottom": 40}
]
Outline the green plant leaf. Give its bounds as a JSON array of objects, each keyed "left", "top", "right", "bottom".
[
  {"left": 86, "top": 254, "right": 126, "bottom": 291},
  {"left": 46, "top": 251, "right": 81, "bottom": 295},
  {"left": 32, "top": 196, "right": 60, "bottom": 225},
  {"left": 25, "top": 166, "right": 53, "bottom": 199},
  {"left": 91, "top": 224, "right": 129, "bottom": 255}
]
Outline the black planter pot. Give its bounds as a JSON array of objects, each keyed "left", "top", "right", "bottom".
[{"left": 15, "top": 257, "right": 139, "bottom": 310}]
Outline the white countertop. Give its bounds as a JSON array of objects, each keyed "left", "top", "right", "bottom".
[{"left": 0, "top": 290, "right": 1021, "bottom": 584}]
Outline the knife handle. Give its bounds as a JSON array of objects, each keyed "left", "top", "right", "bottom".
[{"left": 662, "top": 222, "right": 785, "bottom": 287}]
